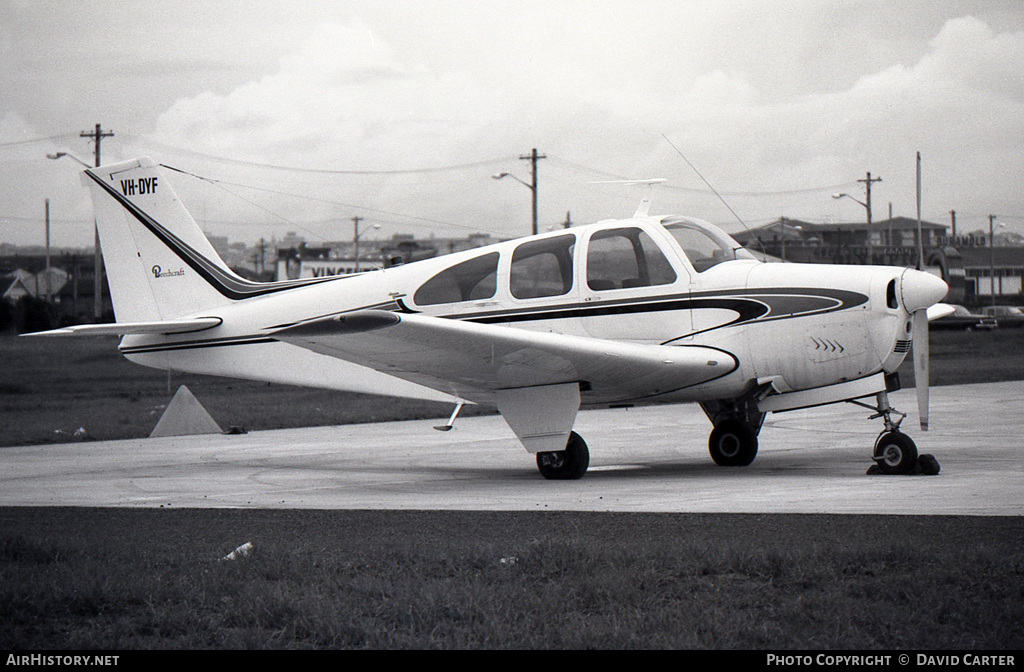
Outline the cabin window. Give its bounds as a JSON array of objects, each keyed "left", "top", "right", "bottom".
[
  {"left": 413, "top": 252, "right": 499, "bottom": 305},
  {"left": 510, "top": 234, "right": 575, "bottom": 299},
  {"left": 586, "top": 227, "right": 677, "bottom": 291},
  {"left": 664, "top": 222, "right": 739, "bottom": 272}
]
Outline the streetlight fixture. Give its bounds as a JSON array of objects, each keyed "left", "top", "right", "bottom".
[
  {"left": 352, "top": 216, "right": 381, "bottom": 273},
  {"left": 834, "top": 172, "right": 881, "bottom": 261},
  {"left": 493, "top": 171, "right": 538, "bottom": 236},
  {"left": 47, "top": 151, "right": 92, "bottom": 168},
  {"left": 832, "top": 192, "right": 867, "bottom": 209}
]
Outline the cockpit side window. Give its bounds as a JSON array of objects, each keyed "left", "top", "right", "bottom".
[
  {"left": 413, "top": 252, "right": 499, "bottom": 306},
  {"left": 510, "top": 234, "right": 575, "bottom": 299},
  {"left": 586, "top": 227, "right": 677, "bottom": 291},
  {"left": 664, "top": 222, "right": 749, "bottom": 272}
]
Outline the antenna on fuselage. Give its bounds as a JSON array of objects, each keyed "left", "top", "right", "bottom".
[
  {"left": 661, "top": 134, "right": 767, "bottom": 259},
  {"left": 587, "top": 178, "right": 667, "bottom": 217}
]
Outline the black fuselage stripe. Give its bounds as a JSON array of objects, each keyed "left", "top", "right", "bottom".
[
  {"left": 461, "top": 289, "right": 866, "bottom": 327},
  {"left": 121, "top": 289, "right": 867, "bottom": 355}
]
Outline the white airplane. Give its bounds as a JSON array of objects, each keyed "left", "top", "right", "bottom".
[{"left": 34, "top": 157, "right": 952, "bottom": 479}]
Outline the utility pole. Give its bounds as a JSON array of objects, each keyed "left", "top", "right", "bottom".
[
  {"left": 915, "top": 153, "right": 923, "bottom": 270},
  {"left": 563, "top": 211, "right": 572, "bottom": 229},
  {"left": 857, "top": 172, "right": 882, "bottom": 225},
  {"left": 80, "top": 124, "right": 114, "bottom": 167},
  {"left": 989, "top": 214, "right": 997, "bottom": 306},
  {"left": 950, "top": 210, "right": 956, "bottom": 239},
  {"left": 44, "top": 198, "right": 51, "bottom": 303},
  {"left": 352, "top": 216, "right": 363, "bottom": 273},
  {"left": 858, "top": 172, "right": 882, "bottom": 262},
  {"left": 80, "top": 124, "right": 114, "bottom": 319},
  {"left": 519, "top": 148, "right": 546, "bottom": 236}
]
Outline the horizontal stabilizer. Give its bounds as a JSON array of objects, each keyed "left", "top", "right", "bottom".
[{"left": 23, "top": 317, "right": 222, "bottom": 337}]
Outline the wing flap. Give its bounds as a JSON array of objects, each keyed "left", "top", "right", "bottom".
[{"left": 271, "top": 310, "right": 736, "bottom": 405}]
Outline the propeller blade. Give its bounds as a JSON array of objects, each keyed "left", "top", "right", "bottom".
[{"left": 913, "top": 308, "right": 930, "bottom": 430}]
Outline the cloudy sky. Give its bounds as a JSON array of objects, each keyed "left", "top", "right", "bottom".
[{"left": 2, "top": 0, "right": 1023, "bottom": 248}]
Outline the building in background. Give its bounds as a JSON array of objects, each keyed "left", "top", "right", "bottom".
[
  {"left": 735, "top": 217, "right": 1024, "bottom": 306},
  {"left": 274, "top": 232, "right": 501, "bottom": 281}
]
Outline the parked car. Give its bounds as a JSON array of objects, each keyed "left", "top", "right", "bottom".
[
  {"left": 931, "top": 304, "right": 998, "bottom": 331},
  {"left": 981, "top": 305, "right": 1024, "bottom": 328}
]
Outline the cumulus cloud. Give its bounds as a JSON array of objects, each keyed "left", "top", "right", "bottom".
[
  {"left": 144, "top": 13, "right": 1024, "bottom": 240},
  {"left": 154, "top": 21, "right": 500, "bottom": 168}
]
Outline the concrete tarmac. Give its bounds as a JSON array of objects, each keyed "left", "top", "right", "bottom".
[{"left": 2, "top": 382, "right": 1021, "bottom": 515}]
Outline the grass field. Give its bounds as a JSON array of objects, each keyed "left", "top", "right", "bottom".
[
  {"left": 2, "top": 509, "right": 1022, "bottom": 650},
  {"left": 2, "top": 329, "right": 1023, "bottom": 650}
]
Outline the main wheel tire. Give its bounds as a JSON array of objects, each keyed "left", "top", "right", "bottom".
[
  {"left": 536, "top": 431, "right": 590, "bottom": 480},
  {"left": 873, "top": 431, "right": 918, "bottom": 475},
  {"left": 708, "top": 419, "right": 758, "bottom": 467}
]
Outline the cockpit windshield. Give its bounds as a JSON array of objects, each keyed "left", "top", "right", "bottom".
[{"left": 661, "top": 218, "right": 756, "bottom": 272}]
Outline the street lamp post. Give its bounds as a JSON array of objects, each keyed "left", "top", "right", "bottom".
[
  {"left": 989, "top": 215, "right": 1007, "bottom": 306},
  {"left": 48, "top": 151, "right": 105, "bottom": 319},
  {"left": 833, "top": 191, "right": 873, "bottom": 263},
  {"left": 352, "top": 216, "right": 381, "bottom": 273},
  {"left": 493, "top": 168, "right": 539, "bottom": 236}
]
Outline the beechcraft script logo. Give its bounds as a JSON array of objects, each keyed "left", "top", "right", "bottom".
[{"left": 152, "top": 265, "right": 185, "bottom": 279}]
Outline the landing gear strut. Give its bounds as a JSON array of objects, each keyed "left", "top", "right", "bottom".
[
  {"left": 536, "top": 431, "right": 590, "bottom": 480},
  {"left": 851, "top": 391, "right": 919, "bottom": 475}
]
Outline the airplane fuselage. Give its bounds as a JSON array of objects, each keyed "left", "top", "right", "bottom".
[{"left": 119, "top": 215, "right": 915, "bottom": 410}]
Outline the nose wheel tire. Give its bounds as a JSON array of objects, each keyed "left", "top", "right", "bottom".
[
  {"left": 873, "top": 431, "right": 918, "bottom": 475},
  {"left": 536, "top": 431, "right": 590, "bottom": 480},
  {"left": 709, "top": 419, "right": 758, "bottom": 467}
]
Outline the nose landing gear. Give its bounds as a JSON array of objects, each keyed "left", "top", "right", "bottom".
[{"left": 851, "top": 391, "right": 919, "bottom": 475}]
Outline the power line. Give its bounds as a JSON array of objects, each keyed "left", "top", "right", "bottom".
[
  {"left": 0, "top": 133, "right": 78, "bottom": 149},
  {"left": 548, "top": 156, "right": 859, "bottom": 196},
  {"left": 160, "top": 163, "right": 511, "bottom": 238},
  {"left": 124, "top": 134, "right": 515, "bottom": 175}
]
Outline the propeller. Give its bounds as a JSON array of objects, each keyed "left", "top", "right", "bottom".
[
  {"left": 912, "top": 308, "right": 930, "bottom": 430},
  {"left": 900, "top": 270, "right": 949, "bottom": 431}
]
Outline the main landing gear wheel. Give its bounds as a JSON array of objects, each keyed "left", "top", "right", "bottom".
[
  {"left": 536, "top": 431, "right": 590, "bottom": 480},
  {"left": 708, "top": 419, "right": 759, "bottom": 467},
  {"left": 873, "top": 431, "right": 918, "bottom": 475}
]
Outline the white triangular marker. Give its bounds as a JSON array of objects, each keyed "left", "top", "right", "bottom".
[{"left": 150, "top": 385, "right": 223, "bottom": 437}]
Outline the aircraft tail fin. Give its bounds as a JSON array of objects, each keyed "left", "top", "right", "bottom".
[{"left": 83, "top": 157, "right": 254, "bottom": 321}]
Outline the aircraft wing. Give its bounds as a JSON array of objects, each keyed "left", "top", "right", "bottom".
[
  {"left": 23, "top": 317, "right": 223, "bottom": 337},
  {"left": 270, "top": 310, "right": 736, "bottom": 405}
]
